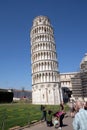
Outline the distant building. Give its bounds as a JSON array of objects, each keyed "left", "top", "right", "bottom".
[
  {"left": 0, "top": 88, "right": 11, "bottom": 92},
  {"left": 13, "top": 89, "right": 32, "bottom": 101},
  {"left": 60, "top": 73, "right": 76, "bottom": 102},
  {"left": 0, "top": 88, "right": 32, "bottom": 102},
  {"left": 60, "top": 53, "right": 87, "bottom": 101},
  {"left": 80, "top": 53, "right": 87, "bottom": 101},
  {"left": 71, "top": 72, "right": 82, "bottom": 100},
  {"left": 60, "top": 72, "right": 77, "bottom": 91},
  {"left": 0, "top": 88, "right": 13, "bottom": 103},
  {"left": 71, "top": 53, "right": 87, "bottom": 101}
]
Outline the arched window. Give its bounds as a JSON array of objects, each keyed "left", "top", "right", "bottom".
[{"left": 39, "top": 18, "right": 41, "bottom": 22}]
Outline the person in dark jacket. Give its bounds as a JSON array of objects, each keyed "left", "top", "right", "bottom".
[
  {"left": 41, "top": 105, "right": 47, "bottom": 121},
  {"left": 59, "top": 102, "right": 65, "bottom": 127},
  {"left": 46, "top": 110, "right": 53, "bottom": 127}
]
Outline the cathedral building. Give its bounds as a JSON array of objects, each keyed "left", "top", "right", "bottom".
[
  {"left": 30, "top": 16, "right": 62, "bottom": 104},
  {"left": 71, "top": 53, "right": 87, "bottom": 101},
  {"left": 60, "top": 72, "right": 77, "bottom": 91},
  {"left": 60, "top": 53, "right": 87, "bottom": 101}
]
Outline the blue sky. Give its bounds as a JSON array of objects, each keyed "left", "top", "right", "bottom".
[{"left": 0, "top": 0, "right": 87, "bottom": 90}]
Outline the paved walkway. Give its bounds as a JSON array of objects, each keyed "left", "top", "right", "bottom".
[{"left": 23, "top": 114, "right": 73, "bottom": 130}]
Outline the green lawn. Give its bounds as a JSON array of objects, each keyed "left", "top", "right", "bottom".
[{"left": 0, "top": 103, "right": 69, "bottom": 130}]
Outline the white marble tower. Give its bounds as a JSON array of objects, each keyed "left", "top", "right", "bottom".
[{"left": 30, "top": 16, "right": 62, "bottom": 104}]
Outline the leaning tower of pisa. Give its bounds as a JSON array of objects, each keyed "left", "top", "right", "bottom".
[{"left": 30, "top": 16, "right": 62, "bottom": 104}]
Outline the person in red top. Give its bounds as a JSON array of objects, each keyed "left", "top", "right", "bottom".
[
  {"left": 54, "top": 102, "right": 65, "bottom": 129},
  {"left": 59, "top": 102, "right": 65, "bottom": 127},
  {"left": 41, "top": 105, "right": 47, "bottom": 121}
]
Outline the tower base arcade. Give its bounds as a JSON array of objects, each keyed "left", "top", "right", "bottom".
[{"left": 32, "top": 83, "right": 62, "bottom": 105}]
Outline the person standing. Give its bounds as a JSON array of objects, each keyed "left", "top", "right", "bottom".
[
  {"left": 73, "top": 100, "right": 87, "bottom": 130},
  {"left": 46, "top": 110, "right": 53, "bottom": 127},
  {"left": 40, "top": 105, "right": 46, "bottom": 121},
  {"left": 59, "top": 102, "right": 65, "bottom": 128},
  {"left": 84, "top": 101, "right": 87, "bottom": 110},
  {"left": 70, "top": 101, "right": 76, "bottom": 118}
]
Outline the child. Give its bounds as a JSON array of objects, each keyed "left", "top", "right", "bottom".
[
  {"left": 53, "top": 116, "right": 60, "bottom": 128},
  {"left": 46, "top": 110, "right": 53, "bottom": 127}
]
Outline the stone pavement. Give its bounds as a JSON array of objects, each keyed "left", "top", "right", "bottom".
[{"left": 22, "top": 114, "right": 73, "bottom": 130}]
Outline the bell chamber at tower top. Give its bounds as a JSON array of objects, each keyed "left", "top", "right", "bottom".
[
  {"left": 32, "top": 16, "right": 51, "bottom": 27},
  {"left": 30, "top": 15, "right": 57, "bottom": 63},
  {"left": 30, "top": 16, "right": 54, "bottom": 46}
]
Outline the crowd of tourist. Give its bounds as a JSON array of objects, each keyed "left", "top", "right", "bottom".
[
  {"left": 40, "top": 100, "right": 87, "bottom": 130},
  {"left": 40, "top": 102, "right": 66, "bottom": 130}
]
